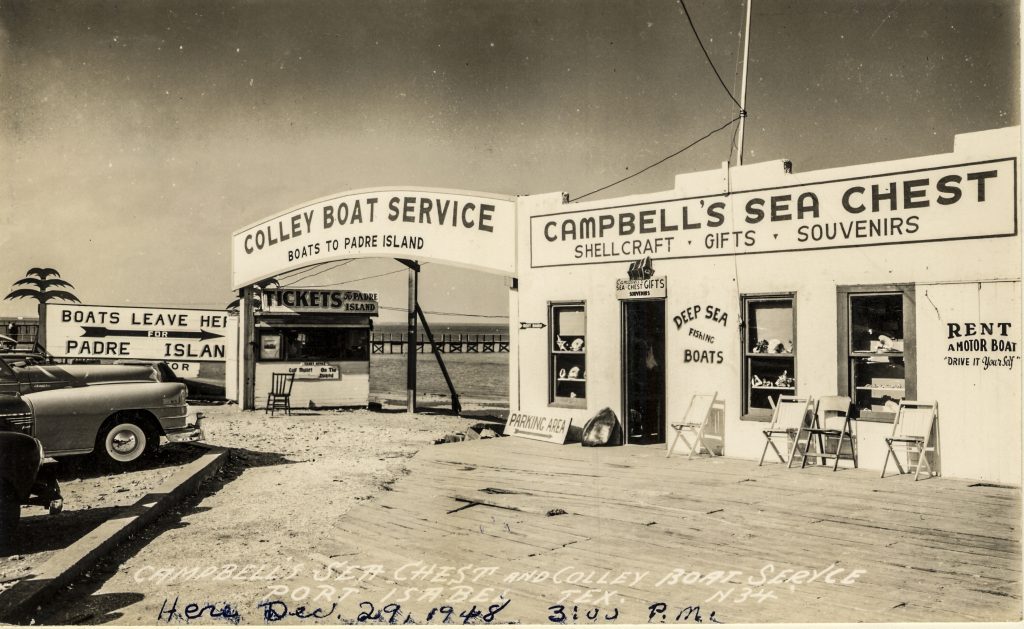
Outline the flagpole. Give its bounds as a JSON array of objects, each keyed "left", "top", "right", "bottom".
[{"left": 736, "top": 0, "right": 752, "bottom": 166}]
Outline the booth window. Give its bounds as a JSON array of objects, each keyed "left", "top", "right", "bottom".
[
  {"left": 258, "top": 328, "right": 369, "bottom": 362},
  {"left": 838, "top": 286, "right": 916, "bottom": 421},
  {"left": 742, "top": 295, "right": 796, "bottom": 417},
  {"left": 549, "top": 302, "right": 586, "bottom": 408}
]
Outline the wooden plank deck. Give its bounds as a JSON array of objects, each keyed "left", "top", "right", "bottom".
[{"left": 305, "top": 438, "right": 1021, "bottom": 624}]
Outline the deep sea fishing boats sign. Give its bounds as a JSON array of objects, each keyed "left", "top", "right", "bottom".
[
  {"left": 530, "top": 158, "right": 1017, "bottom": 267},
  {"left": 232, "top": 187, "right": 517, "bottom": 288}
]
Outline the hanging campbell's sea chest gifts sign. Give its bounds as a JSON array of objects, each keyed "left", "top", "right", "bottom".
[
  {"left": 261, "top": 289, "right": 379, "bottom": 315},
  {"left": 530, "top": 158, "right": 1017, "bottom": 267},
  {"left": 232, "top": 187, "right": 516, "bottom": 289},
  {"left": 616, "top": 276, "right": 667, "bottom": 300}
]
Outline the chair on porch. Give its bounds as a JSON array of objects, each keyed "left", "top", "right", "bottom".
[
  {"left": 799, "top": 395, "right": 857, "bottom": 471},
  {"left": 666, "top": 393, "right": 720, "bottom": 459},
  {"left": 266, "top": 372, "right": 295, "bottom": 416},
  {"left": 758, "top": 395, "right": 813, "bottom": 467},
  {"left": 881, "top": 400, "right": 939, "bottom": 481}
]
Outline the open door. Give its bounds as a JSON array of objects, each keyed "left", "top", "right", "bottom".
[{"left": 622, "top": 300, "right": 666, "bottom": 444}]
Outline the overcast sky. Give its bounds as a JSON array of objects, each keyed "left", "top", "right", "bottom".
[{"left": 0, "top": 0, "right": 1018, "bottom": 323}]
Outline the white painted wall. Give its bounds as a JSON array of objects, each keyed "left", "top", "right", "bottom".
[{"left": 513, "top": 127, "right": 1021, "bottom": 484}]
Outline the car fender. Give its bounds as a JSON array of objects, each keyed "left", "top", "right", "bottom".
[
  {"left": 24, "top": 381, "right": 188, "bottom": 455},
  {"left": 0, "top": 431, "right": 42, "bottom": 499}
]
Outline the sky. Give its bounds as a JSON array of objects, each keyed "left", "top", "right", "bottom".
[{"left": 0, "top": 0, "right": 1019, "bottom": 323}]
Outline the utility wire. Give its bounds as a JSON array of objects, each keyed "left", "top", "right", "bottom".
[
  {"left": 679, "top": 0, "right": 742, "bottom": 109},
  {"left": 295, "top": 263, "right": 429, "bottom": 289},
  {"left": 279, "top": 259, "right": 353, "bottom": 287},
  {"left": 570, "top": 115, "right": 742, "bottom": 202}
]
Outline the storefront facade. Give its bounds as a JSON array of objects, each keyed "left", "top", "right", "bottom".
[
  {"left": 510, "top": 126, "right": 1021, "bottom": 484},
  {"left": 250, "top": 288, "right": 377, "bottom": 409}
]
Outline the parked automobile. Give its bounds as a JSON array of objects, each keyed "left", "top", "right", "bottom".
[
  {"left": 113, "top": 359, "right": 226, "bottom": 401},
  {"left": 0, "top": 358, "right": 204, "bottom": 465},
  {"left": 0, "top": 427, "right": 62, "bottom": 544}
]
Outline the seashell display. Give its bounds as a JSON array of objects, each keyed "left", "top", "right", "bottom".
[
  {"left": 567, "top": 365, "right": 581, "bottom": 379},
  {"left": 556, "top": 336, "right": 568, "bottom": 351},
  {"left": 559, "top": 368, "right": 566, "bottom": 378},
  {"left": 570, "top": 337, "right": 585, "bottom": 352}
]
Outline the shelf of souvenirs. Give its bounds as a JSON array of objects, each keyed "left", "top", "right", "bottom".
[
  {"left": 752, "top": 385, "right": 795, "bottom": 390},
  {"left": 552, "top": 350, "right": 586, "bottom": 355},
  {"left": 557, "top": 377, "right": 586, "bottom": 382}
]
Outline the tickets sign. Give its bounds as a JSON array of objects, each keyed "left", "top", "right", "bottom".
[
  {"left": 261, "top": 289, "right": 379, "bottom": 316},
  {"left": 504, "top": 411, "right": 572, "bottom": 444},
  {"left": 46, "top": 304, "right": 230, "bottom": 361},
  {"left": 232, "top": 187, "right": 516, "bottom": 289},
  {"left": 531, "top": 158, "right": 1018, "bottom": 267}
]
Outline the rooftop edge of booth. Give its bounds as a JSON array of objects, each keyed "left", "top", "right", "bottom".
[{"left": 511, "top": 126, "right": 1021, "bottom": 485}]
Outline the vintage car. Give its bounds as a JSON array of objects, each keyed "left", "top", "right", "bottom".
[
  {"left": 0, "top": 358, "right": 204, "bottom": 464},
  {"left": 0, "top": 429, "right": 62, "bottom": 543}
]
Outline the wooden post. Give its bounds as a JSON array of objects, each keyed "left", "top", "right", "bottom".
[
  {"left": 406, "top": 263, "right": 418, "bottom": 412},
  {"left": 241, "top": 287, "right": 256, "bottom": 410}
]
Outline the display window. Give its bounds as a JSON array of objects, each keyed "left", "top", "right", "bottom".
[
  {"left": 549, "top": 302, "right": 586, "bottom": 408},
  {"left": 258, "top": 328, "right": 369, "bottom": 362},
  {"left": 838, "top": 286, "right": 916, "bottom": 420},
  {"left": 742, "top": 295, "right": 796, "bottom": 417}
]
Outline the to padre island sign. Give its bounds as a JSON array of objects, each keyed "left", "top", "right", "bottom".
[
  {"left": 530, "top": 158, "right": 1017, "bottom": 267},
  {"left": 232, "top": 188, "right": 516, "bottom": 289},
  {"left": 46, "top": 304, "right": 230, "bottom": 361}
]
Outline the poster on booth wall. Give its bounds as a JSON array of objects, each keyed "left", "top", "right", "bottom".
[{"left": 45, "top": 303, "right": 236, "bottom": 400}]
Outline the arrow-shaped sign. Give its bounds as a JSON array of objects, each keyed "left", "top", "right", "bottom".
[
  {"left": 81, "top": 326, "right": 224, "bottom": 341},
  {"left": 519, "top": 322, "right": 547, "bottom": 330}
]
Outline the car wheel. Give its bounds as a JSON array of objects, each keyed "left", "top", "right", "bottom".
[
  {"left": 98, "top": 420, "right": 151, "bottom": 464},
  {"left": 0, "top": 482, "right": 20, "bottom": 547}
]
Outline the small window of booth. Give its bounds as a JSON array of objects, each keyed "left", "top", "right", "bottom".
[{"left": 253, "top": 290, "right": 377, "bottom": 409}]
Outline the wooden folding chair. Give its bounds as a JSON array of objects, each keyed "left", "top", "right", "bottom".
[
  {"left": 667, "top": 393, "right": 720, "bottom": 459},
  {"left": 758, "top": 395, "right": 813, "bottom": 467},
  {"left": 266, "top": 372, "right": 295, "bottom": 416},
  {"left": 799, "top": 395, "right": 857, "bottom": 471},
  {"left": 881, "top": 400, "right": 938, "bottom": 481}
]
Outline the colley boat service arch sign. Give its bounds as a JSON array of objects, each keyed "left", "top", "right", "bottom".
[
  {"left": 231, "top": 187, "right": 517, "bottom": 289},
  {"left": 231, "top": 187, "right": 517, "bottom": 410}
]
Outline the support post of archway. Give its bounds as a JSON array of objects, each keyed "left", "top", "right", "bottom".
[
  {"left": 402, "top": 260, "right": 419, "bottom": 413},
  {"left": 241, "top": 286, "right": 256, "bottom": 410}
]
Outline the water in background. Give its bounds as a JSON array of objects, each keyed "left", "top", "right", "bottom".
[{"left": 370, "top": 321, "right": 510, "bottom": 405}]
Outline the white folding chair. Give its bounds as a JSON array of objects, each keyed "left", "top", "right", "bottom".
[
  {"left": 758, "top": 395, "right": 813, "bottom": 467},
  {"left": 667, "top": 393, "right": 720, "bottom": 459},
  {"left": 881, "top": 400, "right": 939, "bottom": 481}
]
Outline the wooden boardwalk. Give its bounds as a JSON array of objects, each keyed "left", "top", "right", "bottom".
[{"left": 301, "top": 438, "right": 1021, "bottom": 624}]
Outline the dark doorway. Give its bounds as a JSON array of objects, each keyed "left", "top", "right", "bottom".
[{"left": 622, "top": 300, "right": 666, "bottom": 444}]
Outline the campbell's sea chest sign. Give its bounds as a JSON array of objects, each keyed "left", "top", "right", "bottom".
[
  {"left": 261, "top": 289, "right": 378, "bottom": 315},
  {"left": 616, "top": 276, "right": 667, "bottom": 300},
  {"left": 232, "top": 187, "right": 516, "bottom": 289},
  {"left": 530, "top": 158, "right": 1017, "bottom": 267}
]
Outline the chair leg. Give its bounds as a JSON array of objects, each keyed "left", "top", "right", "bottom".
[
  {"left": 786, "top": 429, "right": 802, "bottom": 469},
  {"left": 880, "top": 442, "right": 891, "bottom": 478},
  {"left": 666, "top": 428, "right": 682, "bottom": 458},
  {"left": 758, "top": 433, "right": 771, "bottom": 466}
]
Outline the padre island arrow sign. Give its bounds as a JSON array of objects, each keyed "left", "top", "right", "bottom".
[{"left": 46, "top": 304, "right": 232, "bottom": 361}]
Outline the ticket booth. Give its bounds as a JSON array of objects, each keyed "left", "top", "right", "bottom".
[{"left": 252, "top": 288, "right": 377, "bottom": 409}]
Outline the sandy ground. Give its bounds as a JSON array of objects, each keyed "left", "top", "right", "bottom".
[
  {"left": 22, "top": 403, "right": 502, "bottom": 625},
  {"left": 1, "top": 444, "right": 206, "bottom": 589}
]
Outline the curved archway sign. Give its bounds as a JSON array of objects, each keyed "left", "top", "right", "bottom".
[{"left": 231, "top": 187, "right": 517, "bottom": 289}]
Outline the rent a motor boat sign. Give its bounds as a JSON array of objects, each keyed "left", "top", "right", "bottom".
[
  {"left": 232, "top": 187, "right": 516, "bottom": 289},
  {"left": 46, "top": 303, "right": 230, "bottom": 361}
]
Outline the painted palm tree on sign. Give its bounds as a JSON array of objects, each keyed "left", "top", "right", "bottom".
[
  {"left": 4, "top": 268, "right": 81, "bottom": 304},
  {"left": 4, "top": 268, "right": 81, "bottom": 346}
]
